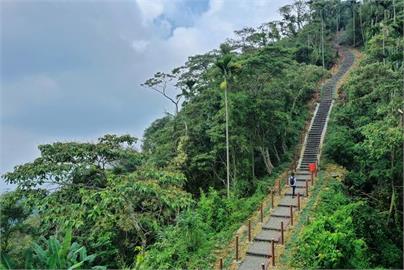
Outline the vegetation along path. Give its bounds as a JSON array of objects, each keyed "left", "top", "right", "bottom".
[{"left": 237, "top": 46, "right": 355, "bottom": 270}]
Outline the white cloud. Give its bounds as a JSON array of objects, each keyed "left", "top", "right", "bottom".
[
  {"left": 131, "top": 39, "right": 149, "bottom": 52},
  {"left": 135, "top": 0, "right": 165, "bottom": 25},
  {"left": 143, "top": 0, "right": 290, "bottom": 72},
  {"left": 205, "top": 0, "right": 224, "bottom": 16}
]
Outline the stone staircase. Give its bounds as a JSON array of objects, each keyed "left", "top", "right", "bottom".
[{"left": 237, "top": 47, "right": 354, "bottom": 270}]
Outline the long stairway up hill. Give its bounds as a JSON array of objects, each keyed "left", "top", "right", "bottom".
[
  {"left": 237, "top": 47, "right": 355, "bottom": 270},
  {"left": 299, "top": 47, "right": 354, "bottom": 170}
]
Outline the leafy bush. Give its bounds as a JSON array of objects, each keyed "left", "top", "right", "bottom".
[
  {"left": 1, "top": 229, "right": 105, "bottom": 270},
  {"left": 290, "top": 181, "right": 369, "bottom": 269},
  {"left": 141, "top": 186, "right": 266, "bottom": 269},
  {"left": 324, "top": 30, "right": 403, "bottom": 267}
]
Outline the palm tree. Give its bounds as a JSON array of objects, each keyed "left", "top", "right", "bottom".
[{"left": 215, "top": 46, "right": 240, "bottom": 197}]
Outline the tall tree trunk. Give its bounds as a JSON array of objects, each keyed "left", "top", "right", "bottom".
[
  {"left": 232, "top": 149, "right": 237, "bottom": 187},
  {"left": 281, "top": 137, "right": 287, "bottom": 154},
  {"left": 387, "top": 149, "right": 397, "bottom": 225},
  {"left": 359, "top": 5, "right": 365, "bottom": 47},
  {"left": 183, "top": 120, "right": 188, "bottom": 137},
  {"left": 272, "top": 143, "right": 281, "bottom": 163},
  {"left": 382, "top": 28, "right": 385, "bottom": 65},
  {"left": 225, "top": 85, "right": 230, "bottom": 197},
  {"left": 259, "top": 146, "right": 274, "bottom": 175},
  {"left": 251, "top": 143, "right": 255, "bottom": 180},
  {"left": 393, "top": 0, "right": 396, "bottom": 24},
  {"left": 382, "top": 10, "right": 387, "bottom": 65},
  {"left": 353, "top": 5, "right": 356, "bottom": 46},
  {"left": 387, "top": 183, "right": 396, "bottom": 225},
  {"left": 336, "top": 5, "right": 339, "bottom": 34},
  {"left": 321, "top": 9, "right": 325, "bottom": 68}
]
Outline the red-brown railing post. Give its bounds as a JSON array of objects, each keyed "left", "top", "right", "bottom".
[
  {"left": 290, "top": 205, "right": 293, "bottom": 226},
  {"left": 236, "top": 235, "right": 239, "bottom": 261},
  {"left": 315, "top": 160, "right": 318, "bottom": 177},
  {"left": 297, "top": 193, "right": 301, "bottom": 211},
  {"left": 278, "top": 180, "right": 281, "bottom": 194},
  {"left": 219, "top": 258, "right": 223, "bottom": 270},
  {"left": 248, "top": 219, "right": 251, "bottom": 242},
  {"left": 261, "top": 263, "right": 265, "bottom": 270},
  {"left": 305, "top": 179, "right": 309, "bottom": 196},
  {"left": 310, "top": 172, "right": 314, "bottom": 185},
  {"left": 260, "top": 203, "right": 264, "bottom": 223},
  {"left": 271, "top": 240, "right": 275, "bottom": 266},
  {"left": 271, "top": 190, "right": 274, "bottom": 208},
  {"left": 281, "top": 221, "right": 284, "bottom": 245}
]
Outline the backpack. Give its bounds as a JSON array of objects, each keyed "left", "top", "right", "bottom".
[{"left": 289, "top": 176, "right": 296, "bottom": 186}]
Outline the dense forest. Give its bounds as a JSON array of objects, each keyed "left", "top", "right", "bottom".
[{"left": 1, "top": 0, "right": 403, "bottom": 269}]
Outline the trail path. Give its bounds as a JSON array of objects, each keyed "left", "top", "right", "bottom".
[{"left": 237, "top": 47, "right": 355, "bottom": 270}]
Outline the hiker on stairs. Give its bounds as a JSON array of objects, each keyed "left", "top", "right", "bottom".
[{"left": 289, "top": 172, "right": 297, "bottom": 198}]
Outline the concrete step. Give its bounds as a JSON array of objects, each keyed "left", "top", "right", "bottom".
[
  {"left": 284, "top": 187, "right": 307, "bottom": 197},
  {"left": 296, "top": 171, "right": 310, "bottom": 174},
  {"left": 300, "top": 161, "right": 317, "bottom": 165},
  {"left": 278, "top": 196, "right": 300, "bottom": 207},
  {"left": 296, "top": 172, "right": 313, "bottom": 177},
  {"left": 296, "top": 181, "right": 310, "bottom": 187},
  {"left": 246, "top": 241, "right": 273, "bottom": 257},
  {"left": 238, "top": 255, "right": 270, "bottom": 270},
  {"left": 262, "top": 216, "right": 290, "bottom": 230},
  {"left": 254, "top": 229, "right": 281, "bottom": 243},
  {"left": 296, "top": 175, "right": 311, "bottom": 180},
  {"left": 270, "top": 206, "right": 293, "bottom": 218}
]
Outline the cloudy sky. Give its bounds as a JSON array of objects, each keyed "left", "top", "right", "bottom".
[{"left": 0, "top": 0, "right": 291, "bottom": 191}]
